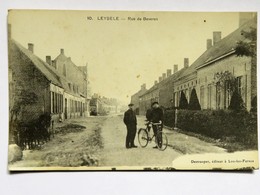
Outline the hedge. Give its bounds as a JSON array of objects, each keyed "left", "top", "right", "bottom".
[{"left": 164, "top": 109, "right": 257, "bottom": 149}]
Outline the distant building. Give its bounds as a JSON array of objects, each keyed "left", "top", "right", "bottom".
[
  {"left": 131, "top": 84, "right": 147, "bottom": 114},
  {"left": 90, "top": 94, "right": 118, "bottom": 115},
  {"left": 135, "top": 14, "right": 256, "bottom": 113}
]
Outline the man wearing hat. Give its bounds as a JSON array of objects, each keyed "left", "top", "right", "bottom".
[
  {"left": 150, "top": 101, "right": 164, "bottom": 148},
  {"left": 123, "top": 103, "right": 138, "bottom": 149}
]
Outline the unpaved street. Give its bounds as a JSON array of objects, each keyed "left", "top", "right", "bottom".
[
  {"left": 9, "top": 115, "right": 226, "bottom": 169},
  {"left": 9, "top": 117, "right": 107, "bottom": 168},
  {"left": 99, "top": 115, "right": 225, "bottom": 168}
]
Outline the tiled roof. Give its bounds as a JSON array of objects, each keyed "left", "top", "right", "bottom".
[
  {"left": 12, "top": 40, "right": 62, "bottom": 87},
  {"left": 140, "top": 67, "right": 186, "bottom": 97},
  {"left": 12, "top": 40, "right": 84, "bottom": 98},
  {"left": 138, "top": 18, "right": 256, "bottom": 97},
  {"left": 183, "top": 18, "right": 256, "bottom": 76}
]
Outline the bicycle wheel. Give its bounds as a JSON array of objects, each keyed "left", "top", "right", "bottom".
[
  {"left": 156, "top": 131, "right": 168, "bottom": 151},
  {"left": 138, "top": 128, "right": 149, "bottom": 148}
]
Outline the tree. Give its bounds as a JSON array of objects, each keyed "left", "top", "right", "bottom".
[
  {"left": 179, "top": 91, "right": 188, "bottom": 109},
  {"left": 228, "top": 88, "right": 245, "bottom": 111},
  {"left": 188, "top": 88, "right": 201, "bottom": 110},
  {"left": 213, "top": 71, "right": 246, "bottom": 111},
  {"left": 235, "top": 27, "right": 256, "bottom": 58},
  {"left": 213, "top": 71, "right": 236, "bottom": 94}
]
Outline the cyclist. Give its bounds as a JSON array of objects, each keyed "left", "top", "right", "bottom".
[{"left": 150, "top": 101, "right": 164, "bottom": 148}]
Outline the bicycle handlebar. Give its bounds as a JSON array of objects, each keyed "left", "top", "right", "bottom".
[
  {"left": 145, "top": 121, "right": 162, "bottom": 125},
  {"left": 151, "top": 122, "right": 162, "bottom": 125}
]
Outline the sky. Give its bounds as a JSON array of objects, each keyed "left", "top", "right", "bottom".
[{"left": 8, "top": 10, "right": 239, "bottom": 104}]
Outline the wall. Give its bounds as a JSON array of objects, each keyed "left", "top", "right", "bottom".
[
  {"left": 64, "top": 92, "right": 86, "bottom": 119},
  {"left": 9, "top": 44, "right": 51, "bottom": 123},
  {"left": 197, "top": 54, "right": 252, "bottom": 110},
  {"left": 173, "top": 72, "right": 197, "bottom": 107},
  {"left": 131, "top": 87, "right": 147, "bottom": 114},
  {"left": 54, "top": 53, "right": 88, "bottom": 98}
]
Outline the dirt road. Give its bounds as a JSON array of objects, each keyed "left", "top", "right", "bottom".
[
  {"left": 99, "top": 115, "right": 225, "bottom": 168},
  {"left": 9, "top": 115, "right": 226, "bottom": 169},
  {"left": 9, "top": 117, "right": 106, "bottom": 169}
]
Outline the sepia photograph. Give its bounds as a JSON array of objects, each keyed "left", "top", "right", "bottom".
[{"left": 7, "top": 10, "right": 258, "bottom": 171}]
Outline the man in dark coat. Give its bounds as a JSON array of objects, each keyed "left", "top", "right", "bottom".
[
  {"left": 150, "top": 101, "right": 164, "bottom": 148},
  {"left": 123, "top": 103, "right": 138, "bottom": 149}
]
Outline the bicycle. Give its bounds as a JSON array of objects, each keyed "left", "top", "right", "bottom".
[{"left": 138, "top": 121, "right": 168, "bottom": 151}]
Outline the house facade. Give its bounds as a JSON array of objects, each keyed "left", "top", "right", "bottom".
[
  {"left": 9, "top": 30, "right": 91, "bottom": 131},
  {"left": 90, "top": 94, "right": 118, "bottom": 115},
  {"left": 135, "top": 14, "right": 256, "bottom": 114}
]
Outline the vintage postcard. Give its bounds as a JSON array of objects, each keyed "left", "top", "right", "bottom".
[{"left": 8, "top": 10, "right": 258, "bottom": 171}]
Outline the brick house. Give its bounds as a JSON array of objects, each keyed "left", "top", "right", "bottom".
[
  {"left": 9, "top": 36, "right": 90, "bottom": 133},
  {"left": 136, "top": 13, "right": 257, "bottom": 114},
  {"left": 46, "top": 49, "right": 90, "bottom": 119}
]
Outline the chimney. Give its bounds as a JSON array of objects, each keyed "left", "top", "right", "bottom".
[
  {"left": 159, "top": 76, "right": 162, "bottom": 82},
  {"left": 154, "top": 80, "right": 158, "bottom": 85},
  {"left": 213, "top": 31, "right": 221, "bottom": 45},
  {"left": 141, "top": 84, "right": 146, "bottom": 90},
  {"left": 184, "top": 58, "right": 189, "bottom": 68},
  {"left": 46, "top": 56, "right": 52, "bottom": 65},
  {"left": 162, "top": 73, "right": 166, "bottom": 80},
  {"left": 207, "top": 39, "right": 212, "bottom": 50},
  {"left": 167, "top": 69, "right": 172, "bottom": 77},
  {"left": 174, "top": 64, "right": 178, "bottom": 73},
  {"left": 60, "top": 48, "right": 64, "bottom": 55},
  {"left": 28, "top": 43, "right": 34, "bottom": 53}
]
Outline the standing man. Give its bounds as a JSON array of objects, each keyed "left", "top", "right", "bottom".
[
  {"left": 123, "top": 103, "right": 138, "bottom": 149},
  {"left": 150, "top": 101, "right": 164, "bottom": 148}
]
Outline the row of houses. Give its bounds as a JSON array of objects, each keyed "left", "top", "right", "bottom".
[
  {"left": 8, "top": 25, "right": 91, "bottom": 131},
  {"left": 89, "top": 94, "right": 118, "bottom": 115},
  {"left": 131, "top": 13, "right": 257, "bottom": 115}
]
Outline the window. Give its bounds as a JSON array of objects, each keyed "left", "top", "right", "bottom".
[
  {"left": 200, "top": 86, "right": 205, "bottom": 109},
  {"left": 216, "top": 83, "right": 221, "bottom": 109},
  {"left": 55, "top": 93, "right": 57, "bottom": 113},
  {"left": 61, "top": 95, "right": 63, "bottom": 112},
  {"left": 51, "top": 92, "right": 64, "bottom": 114},
  {"left": 237, "top": 76, "right": 242, "bottom": 95},
  {"left": 52, "top": 92, "right": 55, "bottom": 113},
  {"left": 224, "top": 81, "right": 231, "bottom": 109},
  {"left": 207, "top": 84, "right": 212, "bottom": 109}
]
